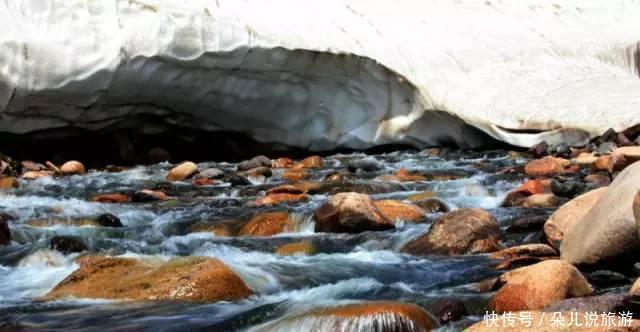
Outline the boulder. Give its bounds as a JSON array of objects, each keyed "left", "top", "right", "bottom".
[
  {"left": 131, "top": 189, "right": 170, "bottom": 202},
  {"left": 402, "top": 208, "right": 502, "bottom": 256},
  {"left": 96, "top": 213, "right": 123, "bottom": 228},
  {"left": 252, "top": 302, "right": 439, "bottom": 331},
  {"left": 373, "top": 200, "right": 426, "bottom": 222},
  {"left": 0, "top": 176, "right": 19, "bottom": 190},
  {"left": 314, "top": 192, "right": 394, "bottom": 233},
  {"left": 60, "top": 160, "right": 86, "bottom": 175},
  {"left": 560, "top": 162, "right": 640, "bottom": 265},
  {"left": 50, "top": 236, "right": 88, "bottom": 254},
  {"left": 524, "top": 157, "right": 569, "bottom": 177},
  {"left": 45, "top": 256, "right": 252, "bottom": 302},
  {"left": 238, "top": 212, "right": 297, "bottom": 236},
  {"left": 502, "top": 179, "right": 549, "bottom": 207},
  {"left": 490, "top": 244, "right": 558, "bottom": 260},
  {"left": 255, "top": 193, "right": 309, "bottom": 206},
  {"left": 238, "top": 155, "right": 271, "bottom": 171},
  {"left": 435, "top": 299, "right": 468, "bottom": 325},
  {"left": 490, "top": 260, "right": 593, "bottom": 313},
  {"left": 166, "top": 161, "right": 198, "bottom": 181},
  {"left": 544, "top": 187, "right": 606, "bottom": 248},
  {"left": 276, "top": 241, "right": 317, "bottom": 256}
]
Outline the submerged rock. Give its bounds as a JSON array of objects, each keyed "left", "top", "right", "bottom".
[
  {"left": 0, "top": 213, "right": 13, "bottom": 246},
  {"left": 561, "top": 162, "right": 640, "bottom": 266},
  {"left": 373, "top": 200, "right": 426, "bottom": 222},
  {"left": 251, "top": 302, "right": 439, "bottom": 332},
  {"left": 314, "top": 192, "right": 394, "bottom": 233},
  {"left": 276, "top": 241, "right": 317, "bottom": 256},
  {"left": 96, "top": 214, "right": 123, "bottom": 228},
  {"left": 402, "top": 208, "right": 502, "bottom": 256},
  {"left": 490, "top": 260, "right": 593, "bottom": 313},
  {"left": 45, "top": 256, "right": 252, "bottom": 302},
  {"left": 50, "top": 236, "right": 88, "bottom": 254},
  {"left": 238, "top": 212, "right": 297, "bottom": 237}
]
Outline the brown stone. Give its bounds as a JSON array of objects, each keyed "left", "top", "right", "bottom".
[
  {"left": 44, "top": 256, "right": 252, "bottom": 302},
  {"left": 402, "top": 208, "right": 502, "bottom": 256},
  {"left": 298, "top": 155, "right": 324, "bottom": 168},
  {"left": 167, "top": 161, "right": 198, "bottom": 181},
  {"left": 91, "top": 193, "right": 131, "bottom": 203},
  {"left": 413, "top": 198, "right": 450, "bottom": 213},
  {"left": 192, "top": 178, "right": 217, "bottom": 186},
  {"left": 60, "top": 161, "right": 86, "bottom": 175},
  {"left": 21, "top": 170, "right": 54, "bottom": 180},
  {"left": 377, "top": 168, "right": 427, "bottom": 182},
  {"left": 522, "top": 193, "right": 559, "bottom": 208},
  {"left": 561, "top": 162, "right": 640, "bottom": 265},
  {"left": 255, "top": 193, "right": 309, "bottom": 206},
  {"left": 584, "top": 174, "right": 611, "bottom": 186},
  {"left": 502, "top": 179, "right": 550, "bottom": 207},
  {"left": 238, "top": 212, "right": 296, "bottom": 236},
  {"left": 573, "top": 152, "right": 599, "bottom": 165},
  {"left": 490, "top": 260, "right": 593, "bottom": 313},
  {"left": 373, "top": 200, "right": 426, "bottom": 222},
  {"left": 276, "top": 241, "right": 317, "bottom": 256},
  {"left": 544, "top": 187, "right": 606, "bottom": 248},
  {"left": 282, "top": 169, "right": 309, "bottom": 181},
  {"left": 592, "top": 155, "right": 612, "bottom": 172},
  {"left": 524, "top": 157, "right": 569, "bottom": 177},
  {"left": 314, "top": 192, "right": 394, "bottom": 233},
  {"left": 257, "top": 302, "right": 439, "bottom": 331},
  {"left": 490, "top": 244, "right": 558, "bottom": 260},
  {"left": 0, "top": 177, "right": 19, "bottom": 190},
  {"left": 271, "top": 157, "right": 295, "bottom": 168}
]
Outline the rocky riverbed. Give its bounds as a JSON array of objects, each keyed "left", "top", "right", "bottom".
[{"left": 1, "top": 135, "right": 640, "bottom": 331}]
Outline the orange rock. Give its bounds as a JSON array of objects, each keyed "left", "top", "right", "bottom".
[
  {"left": 21, "top": 170, "right": 54, "bottom": 180},
  {"left": 490, "top": 260, "right": 593, "bottom": 313},
  {"left": 45, "top": 161, "right": 61, "bottom": 174},
  {"left": 189, "top": 221, "right": 237, "bottom": 237},
  {"left": 276, "top": 241, "right": 317, "bottom": 256},
  {"left": 299, "top": 155, "right": 324, "bottom": 168},
  {"left": 91, "top": 193, "right": 131, "bottom": 203},
  {"left": 402, "top": 208, "right": 502, "bottom": 256},
  {"left": 192, "top": 178, "right": 217, "bottom": 186},
  {"left": 407, "top": 191, "right": 434, "bottom": 201},
  {"left": 271, "top": 157, "right": 295, "bottom": 168},
  {"left": 282, "top": 169, "right": 309, "bottom": 181},
  {"left": 521, "top": 193, "right": 559, "bottom": 208},
  {"left": 503, "top": 179, "right": 551, "bottom": 207},
  {"left": 167, "top": 161, "right": 198, "bottom": 181},
  {"left": 490, "top": 244, "right": 557, "bottom": 260},
  {"left": 138, "top": 189, "right": 170, "bottom": 201},
  {"left": 524, "top": 157, "right": 569, "bottom": 177},
  {"left": 0, "top": 177, "right": 19, "bottom": 190},
  {"left": 373, "top": 200, "right": 425, "bottom": 222},
  {"left": 583, "top": 174, "right": 611, "bottom": 186},
  {"left": 238, "top": 212, "right": 296, "bottom": 236},
  {"left": 631, "top": 277, "right": 640, "bottom": 296},
  {"left": 314, "top": 192, "right": 394, "bottom": 233},
  {"left": 255, "top": 193, "right": 309, "bottom": 206},
  {"left": 258, "top": 302, "right": 440, "bottom": 331},
  {"left": 378, "top": 168, "right": 427, "bottom": 182},
  {"left": 60, "top": 161, "right": 86, "bottom": 175},
  {"left": 44, "top": 256, "right": 252, "bottom": 302}
]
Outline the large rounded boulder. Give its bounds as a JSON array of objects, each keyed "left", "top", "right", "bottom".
[
  {"left": 560, "top": 161, "right": 640, "bottom": 266},
  {"left": 44, "top": 256, "right": 252, "bottom": 302},
  {"left": 314, "top": 192, "right": 394, "bottom": 233},
  {"left": 402, "top": 208, "right": 502, "bottom": 256}
]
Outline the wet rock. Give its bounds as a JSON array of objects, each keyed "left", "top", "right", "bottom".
[
  {"left": 253, "top": 302, "right": 439, "bottom": 331},
  {"left": 238, "top": 155, "right": 271, "bottom": 171},
  {"left": 412, "top": 198, "right": 450, "bottom": 214},
  {"left": 490, "top": 260, "right": 593, "bottom": 312},
  {"left": 560, "top": 162, "right": 640, "bottom": 266},
  {"left": 573, "top": 152, "right": 599, "bottom": 165},
  {"left": 596, "top": 128, "right": 618, "bottom": 145},
  {"left": 255, "top": 193, "right": 309, "bottom": 206},
  {"left": 584, "top": 173, "right": 611, "bottom": 186},
  {"left": 96, "top": 214, "right": 123, "bottom": 228},
  {"left": 347, "top": 158, "right": 382, "bottom": 173},
  {"left": 60, "top": 161, "right": 86, "bottom": 175},
  {"left": 197, "top": 168, "right": 224, "bottom": 179},
  {"left": 21, "top": 170, "right": 54, "bottom": 180},
  {"left": 238, "top": 212, "right": 297, "bottom": 236},
  {"left": 241, "top": 166, "right": 272, "bottom": 179},
  {"left": 147, "top": 147, "right": 172, "bottom": 164},
  {"left": 597, "top": 141, "right": 618, "bottom": 155},
  {"left": 551, "top": 180, "right": 587, "bottom": 198},
  {"left": 373, "top": 200, "right": 426, "bottom": 222},
  {"left": 522, "top": 193, "right": 559, "bottom": 208},
  {"left": 524, "top": 156, "right": 570, "bottom": 177},
  {"left": 276, "top": 241, "right": 317, "bottom": 256},
  {"left": 435, "top": 299, "right": 467, "bottom": 325},
  {"left": 377, "top": 168, "right": 427, "bottom": 182},
  {"left": 323, "top": 171, "right": 350, "bottom": 182},
  {"left": 592, "top": 155, "right": 613, "bottom": 172},
  {"left": 0, "top": 213, "right": 13, "bottom": 246},
  {"left": 192, "top": 177, "right": 217, "bottom": 186},
  {"left": 544, "top": 187, "right": 606, "bottom": 248},
  {"left": 297, "top": 155, "right": 324, "bottom": 168},
  {"left": 45, "top": 161, "right": 62, "bottom": 174},
  {"left": 402, "top": 208, "right": 502, "bottom": 256},
  {"left": 0, "top": 177, "right": 19, "bottom": 190},
  {"left": 271, "top": 157, "right": 295, "bottom": 168},
  {"left": 314, "top": 192, "right": 394, "bottom": 233},
  {"left": 20, "top": 160, "right": 46, "bottom": 172},
  {"left": 502, "top": 179, "right": 549, "bottom": 207},
  {"left": 529, "top": 141, "right": 549, "bottom": 158},
  {"left": 547, "top": 142, "right": 572, "bottom": 158},
  {"left": 189, "top": 219, "right": 240, "bottom": 237},
  {"left": 506, "top": 216, "right": 546, "bottom": 233},
  {"left": 282, "top": 169, "right": 308, "bottom": 181},
  {"left": 91, "top": 193, "right": 131, "bottom": 203},
  {"left": 44, "top": 256, "right": 253, "bottom": 302},
  {"left": 490, "top": 244, "right": 558, "bottom": 260},
  {"left": 167, "top": 161, "right": 198, "bottom": 181},
  {"left": 131, "top": 190, "right": 169, "bottom": 202},
  {"left": 50, "top": 236, "right": 88, "bottom": 254}
]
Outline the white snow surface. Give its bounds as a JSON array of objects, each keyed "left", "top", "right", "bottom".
[{"left": 0, "top": 0, "right": 639, "bottom": 149}]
